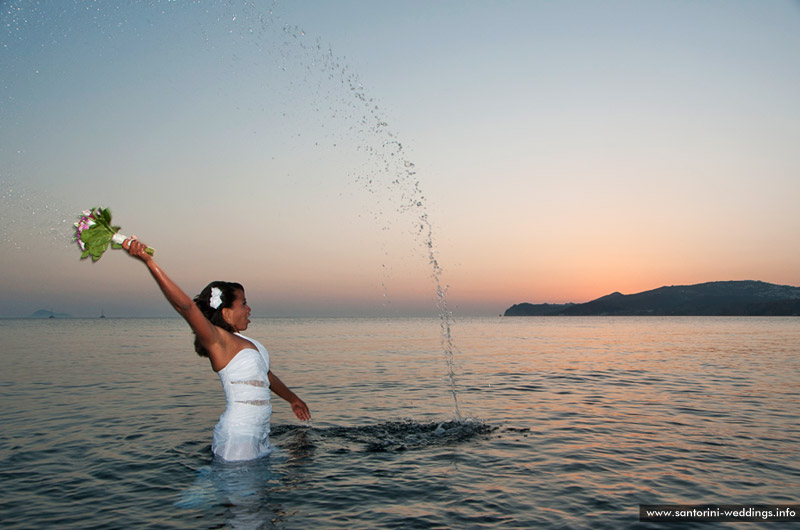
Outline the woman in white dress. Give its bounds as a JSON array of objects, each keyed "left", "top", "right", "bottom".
[{"left": 124, "top": 237, "right": 310, "bottom": 461}]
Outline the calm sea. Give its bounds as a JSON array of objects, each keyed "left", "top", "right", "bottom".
[{"left": 1, "top": 316, "right": 798, "bottom": 529}]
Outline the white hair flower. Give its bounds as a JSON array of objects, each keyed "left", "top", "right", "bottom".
[{"left": 209, "top": 287, "right": 223, "bottom": 309}]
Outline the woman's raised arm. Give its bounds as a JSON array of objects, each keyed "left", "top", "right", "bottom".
[{"left": 124, "top": 238, "right": 221, "bottom": 351}]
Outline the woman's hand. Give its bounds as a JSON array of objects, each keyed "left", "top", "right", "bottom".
[
  {"left": 124, "top": 236, "right": 153, "bottom": 263},
  {"left": 290, "top": 398, "right": 311, "bottom": 422}
]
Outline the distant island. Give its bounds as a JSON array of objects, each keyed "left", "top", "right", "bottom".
[
  {"left": 505, "top": 281, "right": 800, "bottom": 317},
  {"left": 29, "top": 309, "right": 73, "bottom": 319}
]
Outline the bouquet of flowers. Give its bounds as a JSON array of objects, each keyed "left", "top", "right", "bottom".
[{"left": 73, "top": 207, "right": 154, "bottom": 261}]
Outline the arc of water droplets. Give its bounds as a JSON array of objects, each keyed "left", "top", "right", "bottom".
[{"left": 258, "top": 5, "right": 463, "bottom": 420}]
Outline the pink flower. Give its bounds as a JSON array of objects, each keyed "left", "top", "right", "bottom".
[{"left": 73, "top": 214, "right": 97, "bottom": 251}]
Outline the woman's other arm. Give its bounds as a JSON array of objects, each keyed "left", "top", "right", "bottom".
[{"left": 268, "top": 370, "right": 311, "bottom": 421}]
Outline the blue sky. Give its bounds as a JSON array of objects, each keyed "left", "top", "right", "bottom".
[{"left": 1, "top": 0, "right": 799, "bottom": 317}]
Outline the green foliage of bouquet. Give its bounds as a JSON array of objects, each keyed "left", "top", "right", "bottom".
[{"left": 74, "top": 207, "right": 154, "bottom": 261}]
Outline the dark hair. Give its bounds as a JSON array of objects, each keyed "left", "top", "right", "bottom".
[{"left": 192, "top": 281, "right": 244, "bottom": 357}]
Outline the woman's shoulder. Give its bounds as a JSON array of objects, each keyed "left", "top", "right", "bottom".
[
  {"left": 233, "top": 332, "right": 267, "bottom": 353},
  {"left": 209, "top": 329, "right": 256, "bottom": 372},
  {"left": 215, "top": 337, "right": 269, "bottom": 374}
]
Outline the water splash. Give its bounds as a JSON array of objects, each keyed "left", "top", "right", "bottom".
[
  {"left": 0, "top": 178, "right": 73, "bottom": 249},
  {"left": 272, "top": 419, "right": 493, "bottom": 453}
]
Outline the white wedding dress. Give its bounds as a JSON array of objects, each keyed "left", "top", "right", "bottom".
[{"left": 211, "top": 333, "right": 272, "bottom": 461}]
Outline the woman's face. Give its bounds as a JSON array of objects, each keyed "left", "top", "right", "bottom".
[{"left": 224, "top": 289, "right": 251, "bottom": 332}]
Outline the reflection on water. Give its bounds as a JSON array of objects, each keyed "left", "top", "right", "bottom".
[
  {"left": 174, "top": 427, "right": 314, "bottom": 529},
  {"left": 177, "top": 458, "right": 285, "bottom": 529}
]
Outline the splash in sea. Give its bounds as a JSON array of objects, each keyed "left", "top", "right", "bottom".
[{"left": 273, "top": 419, "right": 493, "bottom": 453}]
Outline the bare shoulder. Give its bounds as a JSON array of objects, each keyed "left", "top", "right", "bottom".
[{"left": 208, "top": 329, "right": 256, "bottom": 372}]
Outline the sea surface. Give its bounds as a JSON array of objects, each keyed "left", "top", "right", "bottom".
[{"left": 0, "top": 316, "right": 798, "bottom": 529}]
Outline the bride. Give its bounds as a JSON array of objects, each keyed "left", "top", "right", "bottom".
[{"left": 124, "top": 237, "right": 310, "bottom": 461}]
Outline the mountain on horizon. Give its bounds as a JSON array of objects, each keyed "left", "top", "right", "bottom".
[
  {"left": 504, "top": 281, "right": 800, "bottom": 317},
  {"left": 29, "top": 309, "right": 73, "bottom": 319}
]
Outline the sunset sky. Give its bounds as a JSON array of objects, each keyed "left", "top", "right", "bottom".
[{"left": 1, "top": 0, "right": 799, "bottom": 317}]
